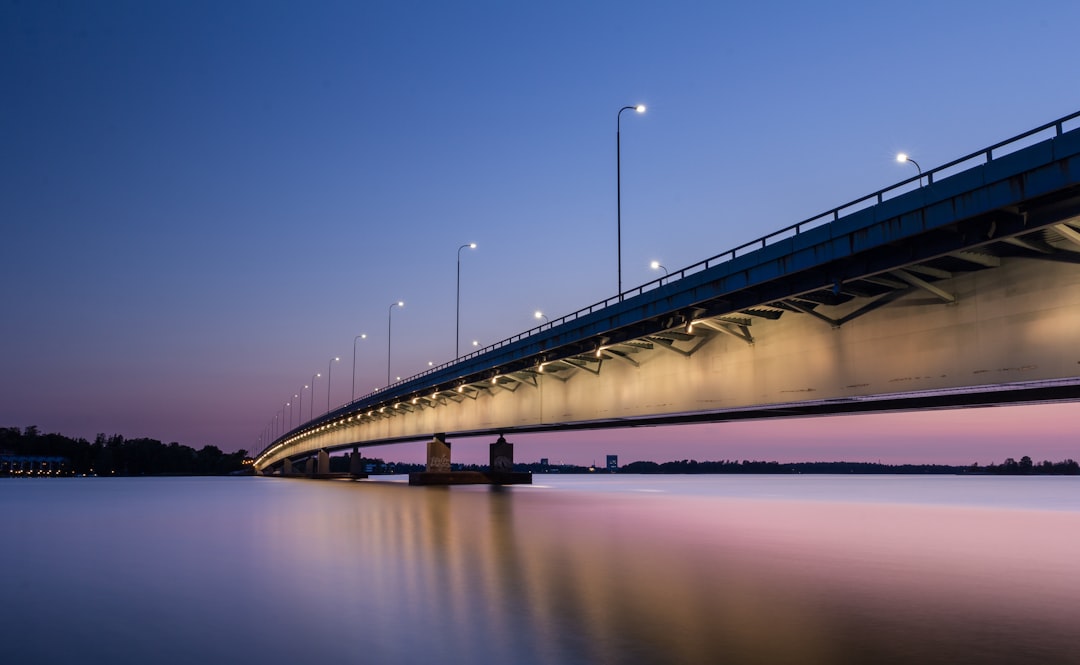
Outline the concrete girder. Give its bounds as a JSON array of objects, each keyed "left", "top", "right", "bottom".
[
  {"left": 905, "top": 264, "right": 954, "bottom": 280},
  {"left": 1052, "top": 223, "right": 1080, "bottom": 250},
  {"left": 690, "top": 317, "right": 754, "bottom": 345},
  {"left": 646, "top": 329, "right": 716, "bottom": 357},
  {"left": 604, "top": 348, "right": 640, "bottom": 367},
  {"left": 890, "top": 269, "right": 956, "bottom": 304},
  {"left": 504, "top": 372, "right": 537, "bottom": 388},
  {"left": 563, "top": 356, "right": 603, "bottom": 375},
  {"left": 949, "top": 251, "right": 1001, "bottom": 268},
  {"left": 1003, "top": 236, "right": 1055, "bottom": 254}
]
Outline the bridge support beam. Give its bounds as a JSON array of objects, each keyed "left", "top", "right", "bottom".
[
  {"left": 283, "top": 459, "right": 294, "bottom": 476},
  {"left": 304, "top": 458, "right": 315, "bottom": 477},
  {"left": 317, "top": 449, "right": 330, "bottom": 475}
]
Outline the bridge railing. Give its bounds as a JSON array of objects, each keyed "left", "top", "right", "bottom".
[{"left": 292, "top": 108, "right": 1080, "bottom": 442}]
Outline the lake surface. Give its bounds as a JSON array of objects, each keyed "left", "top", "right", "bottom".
[{"left": 2, "top": 474, "right": 1079, "bottom": 664}]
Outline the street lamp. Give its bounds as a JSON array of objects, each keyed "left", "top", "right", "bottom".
[
  {"left": 291, "top": 395, "right": 298, "bottom": 428},
  {"left": 326, "top": 356, "right": 340, "bottom": 414},
  {"left": 650, "top": 260, "right": 668, "bottom": 276},
  {"left": 310, "top": 373, "right": 321, "bottom": 421},
  {"left": 896, "top": 153, "right": 923, "bottom": 186},
  {"left": 352, "top": 334, "right": 367, "bottom": 401},
  {"left": 298, "top": 385, "right": 308, "bottom": 425},
  {"left": 617, "top": 103, "right": 646, "bottom": 299},
  {"left": 535, "top": 310, "right": 549, "bottom": 324},
  {"left": 388, "top": 301, "right": 404, "bottom": 386},
  {"left": 456, "top": 242, "right": 477, "bottom": 359}
]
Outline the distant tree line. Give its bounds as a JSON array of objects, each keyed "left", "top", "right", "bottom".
[
  {"left": 616, "top": 459, "right": 971, "bottom": 474},
  {"left": 610, "top": 458, "right": 1080, "bottom": 475},
  {"left": 0, "top": 426, "right": 249, "bottom": 476},
  {"left": 968, "top": 456, "right": 1080, "bottom": 475}
]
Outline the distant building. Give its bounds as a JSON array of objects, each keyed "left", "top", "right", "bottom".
[
  {"left": 540, "top": 457, "right": 549, "bottom": 467},
  {"left": 606, "top": 455, "right": 618, "bottom": 472}
]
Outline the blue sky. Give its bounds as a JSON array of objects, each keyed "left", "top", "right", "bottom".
[{"left": 3, "top": 0, "right": 1078, "bottom": 464}]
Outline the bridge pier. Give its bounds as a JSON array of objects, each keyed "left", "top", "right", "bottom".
[
  {"left": 282, "top": 459, "right": 294, "bottom": 476},
  {"left": 349, "top": 447, "right": 367, "bottom": 478},
  {"left": 409, "top": 433, "right": 530, "bottom": 486},
  {"left": 488, "top": 435, "right": 531, "bottom": 484}
]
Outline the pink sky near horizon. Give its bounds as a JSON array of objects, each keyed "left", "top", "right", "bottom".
[{"left": 366, "top": 402, "right": 1080, "bottom": 467}]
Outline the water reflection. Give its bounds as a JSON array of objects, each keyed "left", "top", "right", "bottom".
[
  {"left": 254, "top": 477, "right": 1080, "bottom": 665},
  {"left": 2, "top": 476, "right": 1079, "bottom": 664}
]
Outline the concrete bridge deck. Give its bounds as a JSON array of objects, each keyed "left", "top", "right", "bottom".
[{"left": 255, "top": 110, "right": 1080, "bottom": 473}]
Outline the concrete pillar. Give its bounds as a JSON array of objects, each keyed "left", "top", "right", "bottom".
[
  {"left": 426, "top": 433, "right": 451, "bottom": 472},
  {"left": 304, "top": 458, "right": 315, "bottom": 476},
  {"left": 349, "top": 448, "right": 365, "bottom": 476},
  {"left": 317, "top": 449, "right": 330, "bottom": 475},
  {"left": 490, "top": 435, "right": 514, "bottom": 472},
  {"left": 283, "top": 459, "right": 294, "bottom": 475}
]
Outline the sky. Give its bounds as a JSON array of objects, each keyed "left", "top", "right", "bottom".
[{"left": 2, "top": 0, "right": 1079, "bottom": 466}]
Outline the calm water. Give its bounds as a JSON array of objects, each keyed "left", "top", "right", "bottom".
[{"left": 2, "top": 474, "right": 1080, "bottom": 664}]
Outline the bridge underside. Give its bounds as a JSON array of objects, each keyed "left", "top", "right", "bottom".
[{"left": 256, "top": 119, "right": 1080, "bottom": 472}]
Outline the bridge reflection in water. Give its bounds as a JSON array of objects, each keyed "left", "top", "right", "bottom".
[{"left": 256, "top": 477, "right": 1080, "bottom": 665}]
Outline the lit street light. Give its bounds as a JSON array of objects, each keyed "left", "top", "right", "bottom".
[
  {"left": 388, "top": 301, "right": 404, "bottom": 386},
  {"left": 298, "top": 384, "right": 308, "bottom": 426},
  {"left": 326, "top": 356, "right": 340, "bottom": 414},
  {"left": 456, "top": 242, "right": 476, "bottom": 359},
  {"left": 352, "top": 333, "right": 367, "bottom": 402},
  {"left": 896, "top": 152, "right": 923, "bottom": 186},
  {"left": 617, "top": 103, "right": 646, "bottom": 299},
  {"left": 310, "top": 373, "right": 321, "bottom": 420},
  {"left": 535, "top": 310, "right": 549, "bottom": 324},
  {"left": 650, "top": 260, "right": 668, "bottom": 276}
]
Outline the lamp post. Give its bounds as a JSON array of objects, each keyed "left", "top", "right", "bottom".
[
  {"left": 456, "top": 242, "right": 476, "bottom": 359},
  {"left": 896, "top": 153, "right": 923, "bottom": 186},
  {"left": 291, "top": 395, "right": 298, "bottom": 429},
  {"left": 298, "top": 385, "right": 308, "bottom": 425},
  {"left": 650, "top": 260, "right": 668, "bottom": 276},
  {"left": 617, "top": 103, "right": 646, "bottom": 299},
  {"left": 326, "top": 356, "right": 340, "bottom": 414},
  {"left": 387, "top": 301, "right": 403, "bottom": 386},
  {"left": 310, "top": 373, "right": 321, "bottom": 421},
  {"left": 352, "top": 334, "right": 367, "bottom": 401},
  {"left": 534, "top": 310, "right": 549, "bottom": 324}
]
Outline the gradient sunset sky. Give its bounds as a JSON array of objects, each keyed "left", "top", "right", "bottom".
[{"left": 3, "top": 0, "right": 1079, "bottom": 465}]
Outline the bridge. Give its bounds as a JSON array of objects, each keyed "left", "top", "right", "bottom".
[{"left": 254, "top": 110, "right": 1080, "bottom": 477}]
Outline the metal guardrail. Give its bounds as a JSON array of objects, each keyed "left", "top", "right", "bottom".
[{"left": 265, "top": 109, "right": 1080, "bottom": 455}]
